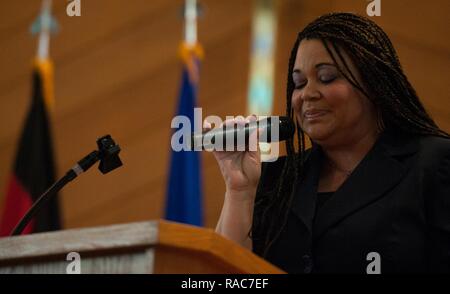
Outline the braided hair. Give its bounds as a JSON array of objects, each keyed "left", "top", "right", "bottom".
[{"left": 252, "top": 12, "right": 449, "bottom": 257}]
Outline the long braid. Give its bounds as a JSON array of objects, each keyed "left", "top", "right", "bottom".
[{"left": 253, "top": 12, "right": 449, "bottom": 257}]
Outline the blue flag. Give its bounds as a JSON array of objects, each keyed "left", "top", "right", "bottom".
[{"left": 165, "top": 51, "right": 203, "bottom": 226}]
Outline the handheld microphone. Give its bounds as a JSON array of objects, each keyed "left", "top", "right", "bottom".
[{"left": 191, "top": 116, "right": 295, "bottom": 151}]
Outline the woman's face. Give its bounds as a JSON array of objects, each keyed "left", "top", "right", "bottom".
[{"left": 291, "top": 39, "right": 378, "bottom": 147}]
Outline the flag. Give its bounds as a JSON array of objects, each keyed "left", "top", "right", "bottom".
[
  {"left": 165, "top": 43, "right": 204, "bottom": 226},
  {"left": 0, "top": 59, "right": 61, "bottom": 236}
]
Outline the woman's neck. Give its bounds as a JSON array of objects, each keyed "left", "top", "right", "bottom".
[{"left": 320, "top": 129, "right": 380, "bottom": 174}]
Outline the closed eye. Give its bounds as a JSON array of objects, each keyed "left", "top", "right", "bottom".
[
  {"left": 320, "top": 76, "right": 336, "bottom": 84},
  {"left": 294, "top": 82, "right": 306, "bottom": 90}
]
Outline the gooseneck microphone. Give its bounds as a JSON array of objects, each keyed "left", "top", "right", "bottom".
[
  {"left": 191, "top": 116, "right": 295, "bottom": 151},
  {"left": 10, "top": 135, "right": 123, "bottom": 236}
]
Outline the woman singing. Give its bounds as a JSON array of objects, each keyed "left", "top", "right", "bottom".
[{"left": 213, "top": 13, "right": 450, "bottom": 273}]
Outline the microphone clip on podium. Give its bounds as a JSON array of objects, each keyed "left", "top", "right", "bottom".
[{"left": 10, "top": 135, "right": 123, "bottom": 236}]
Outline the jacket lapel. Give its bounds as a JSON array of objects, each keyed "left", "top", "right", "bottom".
[
  {"left": 313, "top": 132, "right": 419, "bottom": 239},
  {"left": 290, "top": 132, "right": 419, "bottom": 238},
  {"left": 291, "top": 144, "right": 322, "bottom": 233}
]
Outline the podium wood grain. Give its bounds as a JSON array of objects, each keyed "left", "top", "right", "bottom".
[{"left": 0, "top": 220, "right": 285, "bottom": 274}]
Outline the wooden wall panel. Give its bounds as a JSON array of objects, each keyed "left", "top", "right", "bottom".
[{"left": 0, "top": 0, "right": 448, "bottom": 232}]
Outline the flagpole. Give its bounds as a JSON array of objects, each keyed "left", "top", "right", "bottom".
[
  {"left": 30, "top": 0, "right": 58, "bottom": 110},
  {"left": 181, "top": 0, "right": 203, "bottom": 84},
  {"left": 184, "top": 0, "right": 197, "bottom": 48},
  {"left": 31, "top": 0, "right": 58, "bottom": 60},
  {"left": 38, "top": 0, "right": 51, "bottom": 60}
]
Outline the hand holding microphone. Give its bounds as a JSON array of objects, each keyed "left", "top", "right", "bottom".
[
  {"left": 192, "top": 115, "right": 295, "bottom": 151},
  {"left": 202, "top": 115, "right": 295, "bottom": 198}
]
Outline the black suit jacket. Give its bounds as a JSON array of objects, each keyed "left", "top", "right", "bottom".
[{"left": 252, "top": 131, "right": 450, "bottom": 273}]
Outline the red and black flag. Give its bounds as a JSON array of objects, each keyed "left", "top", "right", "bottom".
[{"left": 0, "top": 59, "right": 61, "bottom": 236}]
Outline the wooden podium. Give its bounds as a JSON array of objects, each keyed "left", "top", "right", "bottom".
[{"left": 0, "top": 220, "right": 284, "bottom": 274}]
